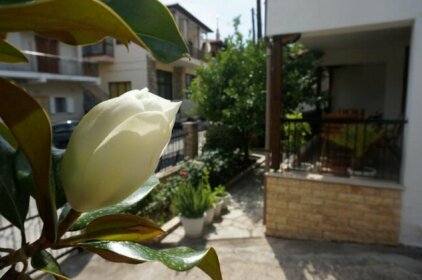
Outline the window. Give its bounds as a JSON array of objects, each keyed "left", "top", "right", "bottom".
[
  {"left": 50, "top": 97, "right": 75, "bottom": 114},
  {"left": 109, "top": 81, "right": 132, "bottom": 98},
  {"left": 156, "top": 70, "right": 173, "bottom": 100}
]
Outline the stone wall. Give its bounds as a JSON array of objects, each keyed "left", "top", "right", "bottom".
[{"left": 265, "top": 173, "right": 402, "bottom": 245}]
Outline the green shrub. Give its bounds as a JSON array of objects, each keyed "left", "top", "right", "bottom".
[
  {"left": 213, "top": 185, "right": 228, "bottom": 199},
  {"left": 282, "top": 112, "right": 311, "bottom": 153},
  {"left": 197, "top": 150, "right": 240, "bottom": 187},
  {"left": 172, "top": 180, "right": 210, "bottom": 218},
  {"left": 203, "top": 125, "right": 242, "bottom": 154},
  {"left": 128, "top": 175, "right": 181, "bottom": 225}
]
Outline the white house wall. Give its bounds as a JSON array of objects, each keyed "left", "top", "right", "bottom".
[
  {"left": 59, "top": 41, "right": 81, "bottom": 76},
  {"left": 266, "top": 0, "right": 422, "bottom": 37},
  {"left": 22, "top": 81, "right": 85, "bottom": 124},
  {"left": 331, "top": 64, "right": 385, "bottom": 117},
  {"left": 322, "top": 46, "right": 406, "bottom": 118},
  {"left": 98, "top": 43, "right": 149, "bottom": 93},
  {"left": 401, "top": 17, "right": 422, "bottom": 247}
]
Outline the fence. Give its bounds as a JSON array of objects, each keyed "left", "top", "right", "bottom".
[
  {"left": 156, "top": 130, "right": 186, "bottom": 172},
  {"left": 0, "top": 122, "right": 206, "bottom": 276},
  {"left": 281, "top": 118, "right": 407, "bottom": 182}
]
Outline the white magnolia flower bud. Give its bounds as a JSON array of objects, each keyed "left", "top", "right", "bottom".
[{"left": 61, "top": 88, "right": 181, "bottom": 212}]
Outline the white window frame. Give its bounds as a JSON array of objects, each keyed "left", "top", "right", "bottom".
[{"left": 49, "top": 96, "right": 75, "bottom": 114}]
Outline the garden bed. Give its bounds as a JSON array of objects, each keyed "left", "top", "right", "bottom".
[{"left": 127, "top": 151, "right": 262, "bottom": 228}]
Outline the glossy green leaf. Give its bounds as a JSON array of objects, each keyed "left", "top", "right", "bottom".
[
  {"left": 0, "top": 78, "right": 56, "bottom": 241},
  {"left": 14, "top": 149, "right": 35, "bottom": 197},
  {"left": 81, "top": 241, "right": 222, "bottom": 280},
  {"left": 104, "top": 0, "right": 189, "bottom": 63},
  {"left": 0, "top": 121, "right": 17, "bottom": 148},
  {"left": 52, "top": 147, "right": 67, "bottom": 209},
  {"left": 0, "top": 40, "right": 27, "bottom": 63},
  {"left": 0, "top": 137, "right": 29, "bottom": 231},
  {"left": 66, "top": 176, "right": 159, "bottom": 231},
  {"left": 14, "top": 147, "right": 68, "bottom": 209},
  {"left": 0, "top": 0, "right": 142, "bottom": 46},
  {"left": 31, "top": 250, "right": 69, "bottom": 280},
  {"left": 0, "top": 0, "right": 33, "bottom": 5},
  {"left": 63, "top": 214, "right": 165, "bottom": 244}
]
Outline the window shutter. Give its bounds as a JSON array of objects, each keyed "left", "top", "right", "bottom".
[
  {"left": 49, "top": 97, "right": 56, "bottom": 114},
  {"left": 66, "top": 97, "right": 75, "bottom": 113}
]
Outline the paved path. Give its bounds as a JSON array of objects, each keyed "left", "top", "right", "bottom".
[{"left": 41, "top": 167, "right": 422, "bottom": 280}]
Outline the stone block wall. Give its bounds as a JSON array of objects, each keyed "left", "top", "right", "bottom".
[
  {"left": 265, "top": 174, "right": 402, "bottom": 245},
  {"left": 182, "top": 122, "right": 198, "bottom": 159}
]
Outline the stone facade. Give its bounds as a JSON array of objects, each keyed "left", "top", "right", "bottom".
[
  {"left": 265, "top": 173, "right": 402, "bottom": 245},
  {"left": 172, "top": 67, "right": 185, "bottom": 100},
  {"left": 182, "top": 122, "right": 198, "bottom": 159}
]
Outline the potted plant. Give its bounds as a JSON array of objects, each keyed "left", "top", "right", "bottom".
[
  {"left": 172, "top": 181, "right": 208, "bottom": 238},
  {"left": 213, "top": 185, "right": 230, "bottom": 216},
  {"left": 328, "top": 123, "right": 384, "bottom": 177},
  {"left": 203, "top": 186, "right": 217, "bottom": 225}
]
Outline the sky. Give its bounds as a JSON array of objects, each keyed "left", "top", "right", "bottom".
[{"left": 162, "top": 0, "right": 265, "bottom": 40}]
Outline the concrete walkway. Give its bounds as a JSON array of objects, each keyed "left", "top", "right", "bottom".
[{"left": 43, "top": 167, "right": 422, "bottom": 280}]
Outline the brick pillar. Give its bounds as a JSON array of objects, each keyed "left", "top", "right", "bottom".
[{"left": 183, "top": 121, "right": 198, "bottom": 158}]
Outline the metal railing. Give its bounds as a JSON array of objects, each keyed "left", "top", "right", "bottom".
[
  {"left": 0, "top": 51, "right": 98, "bottom": 77},
  {"left": 189, "top": 45, "right": 203, "bottom": 60},
  {"left": 156, "top": 130, "right": 186, "bottom": 172},
  {"left": 0, "top": 200, "right": 76, "bottom": 277},
  {"left": 83, "top": 37, "right": 114, "bottom": 57},
  {"left": 281, "top": 118, "right": 407, "bottom": 182}
]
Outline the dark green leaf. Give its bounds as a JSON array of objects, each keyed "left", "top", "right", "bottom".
[
  {"left": 0, "top": 121, "right": 17, "bottom": 148},
  {"left": 62, "top": 214, "right": 165, "bottom": 244},
  {"left": 0, "top": 40, "right": 27, "bottom": 63},
  {"left": 67, "top": 176, "right": 159, "bottom": 231},
  {"left": 14, "top": 149, "right": 35, "bottom": 197},
  {"left": 0, "top": 137, "right": 29, "bottom": 231},
  {"left": 81, "top": 241, "right": 222, "bottom": 280},
  {"left": 104, "top": 0, "right": 188, "bottom": 63},
  {"left": 0, "top": 78, "right": 56, "bottom": 241},
  {"left": 52, "top": 147, "right": 67, "bottom": 209},
  {"left": 31, "top": 250, "right": 69, "bottom": 280},
  {"left": 0, "top": 0, "right": 142, "bottom": 46},
  {"left": 0, "top": 0, "right": 33, "bottom": 5}
]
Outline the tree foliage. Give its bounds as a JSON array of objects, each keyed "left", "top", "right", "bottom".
[
  {"left": 191, "top": 19, "right": 323, "bottom": 156},
  {"left": 191, "top": 18, "right": 266, "bottom": 156}
]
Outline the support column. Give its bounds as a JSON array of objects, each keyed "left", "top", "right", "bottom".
[
  {"left": 172, "top": 67, "right": 184, "bottom": 100},
  {"left": 265, "top": 36, "right": 283, "bottom": 171},
  {"left": 183, "top": 121, "right": 198, "bottom": 159},
  {"left": 400, "top": 17, "right": 422, "bottom": 247}
]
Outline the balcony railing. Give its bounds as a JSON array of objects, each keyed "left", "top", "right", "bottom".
[
  {"left": 0, "top": 51, "right": 98, "bottom": 77},
  {"left": 280, "top": 117, "right": 407, "bottom": 182},
  {"left": 83, "top": 37, "right": 114, "bottom": 57},
  {"left": 189, "top": 45, "right": 204, "bottom": 60}
]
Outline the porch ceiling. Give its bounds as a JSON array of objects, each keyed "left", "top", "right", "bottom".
[{"left": 300, "top": 26, "right": 411, "bottom": 50}]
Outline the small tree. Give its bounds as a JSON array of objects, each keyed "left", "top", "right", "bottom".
[
  {"left": 191, "top": 18, "right": 266, "bottom": 159},
  {"left": 191, "top": 18, "right": 322, "bottom": 159}
]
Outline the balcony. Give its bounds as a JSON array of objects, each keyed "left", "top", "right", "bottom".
[
  {"left": 82, "top": 37, "right": 114, "bottom": 63},
  {"left": 189, "top": 45, "right": 203, "bottom": 60},
  {"left": 0, "top": 51, "right": 99, "bottom": 82},
  {"left": 280, "top": 116, "right": 407, "bottom": 182}
]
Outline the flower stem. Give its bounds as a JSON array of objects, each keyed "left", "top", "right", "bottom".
[{"left": 57, "top": 208, "right": 81, "bottom": 238}]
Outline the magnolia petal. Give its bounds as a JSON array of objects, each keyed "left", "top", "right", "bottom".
[{"left": 66, "top": 112, "right": 170, "bottom": 212}]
